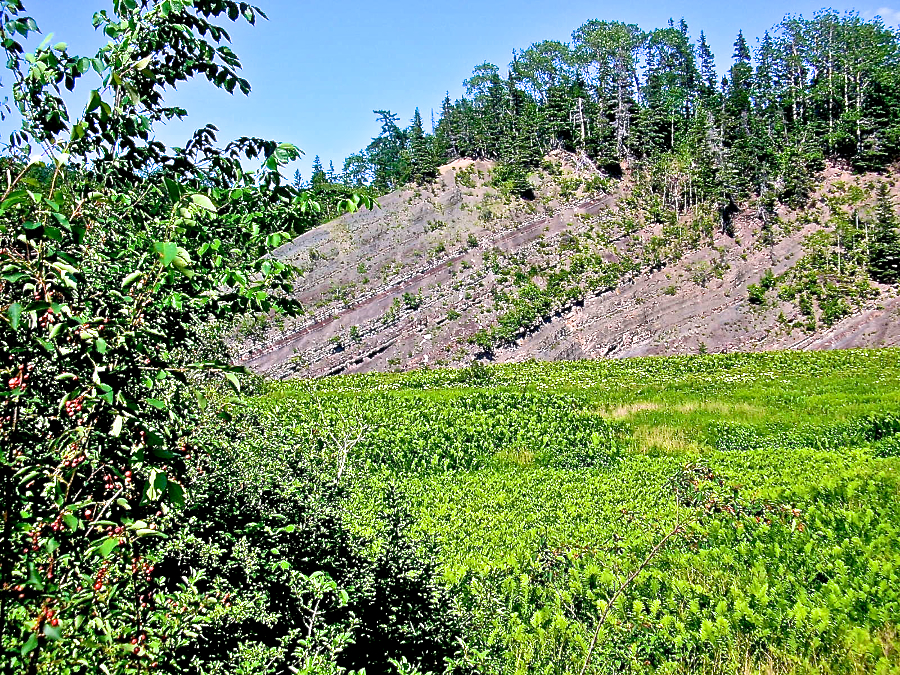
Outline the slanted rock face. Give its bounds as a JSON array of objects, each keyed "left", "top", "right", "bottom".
[{"left": 237, "top": 154, "right": 900, "bottom": 379}]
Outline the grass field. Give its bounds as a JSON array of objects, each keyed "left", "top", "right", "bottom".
[{"left": 250, "top": 349, "right": 900, "bottom": 674}]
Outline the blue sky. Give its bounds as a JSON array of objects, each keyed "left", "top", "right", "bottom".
[{"left": 10, "top": 1, "right": 900, "bottom": 178}]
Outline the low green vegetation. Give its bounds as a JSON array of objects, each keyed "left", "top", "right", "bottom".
[{"left": 240, "top": 348, "right": 900, "bottom": 674}]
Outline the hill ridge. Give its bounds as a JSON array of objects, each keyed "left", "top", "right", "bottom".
[{"left": 237, "top": 154, "right": 900, "bottom": 379}]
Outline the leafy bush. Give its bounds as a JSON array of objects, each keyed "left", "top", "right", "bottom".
[
  {"left": 0, "top": 2, "right": 371, "bottom": 671},
  {"left": 402, "top": 291, "right": 423, "bottom": 310},
  {"left": 747, "top": 283, "right": 767, "bottom": 305},
  {"left": 158, "top": 411, "right": 465, "bottom": 674},
  {"left": 490, "top": 163, "right": 532, "bottom": 198}
]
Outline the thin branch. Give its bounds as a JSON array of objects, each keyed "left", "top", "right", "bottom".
[{"left": 579, "top": 495, "right": 683, "bottom": 675}]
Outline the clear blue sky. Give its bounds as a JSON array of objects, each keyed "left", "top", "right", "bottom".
[{"left": 11, "top": 1, "right": 900, "bottom": 177}]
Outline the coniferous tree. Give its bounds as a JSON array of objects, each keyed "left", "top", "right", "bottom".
[
  {"left": 369, "top": 110, "right": 409, "bottom": 191},
  {"left": 409, "top": 108, "right": 437, "bottom": 184},
  {"left": 339, "top": 10, "right": 900, "bottom": 224},
  {"left": 721, "top": 32, "right": 756, "bottom": 197},
  {"left": 869, "top": 182, "right": 900, "bottom": 283},
  {"left": 725, "top": 32, "right": 753, "bottom": 137},
  {"left": 697, "top": 31, "right": 719, "bottom": 109},
  {"left": 639, "top": 20, "right": 698, "bottom": 154},
  {"left": 433, "top": 94, "right": 456, "bottom": 159},
  {"left": 311, "top": 155, "right": 328, "bottom": 188}
]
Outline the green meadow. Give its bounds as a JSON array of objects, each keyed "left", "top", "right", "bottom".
[{"left": 238, "top": 349, "right": 900, "bottom": 674}]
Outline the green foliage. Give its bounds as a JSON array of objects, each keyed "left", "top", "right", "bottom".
[
  {"left": 868, "top": 183, "right": 900, "bottom": 283},
  {"left": 345, "top": 10, "right": 900, "bottom": 218},
  {"left": 257, "top": 389, "right": 624, "bottom": 474},
  {"left": 0, "top": 2, "right": 372, "bottom": 672},
  {"left": 747, "top": 283, "right": 767, "bottom": 305},
  {"left": 490, "top": 163, "right": 532, "bottom": 197},
  {"left": 273, "top": 349, "right": 900, "bottom": 675},
  {"left": 402, "top": 291, "right": 423, "bottom": 310},
  {"left": 6, "top": 1, "right": 900, "bottom": 673},
  {"left": 157, "top": 409, "right": 464, "bottom": 674}
]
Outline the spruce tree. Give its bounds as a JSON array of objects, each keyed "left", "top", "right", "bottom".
[
  {"left": 311, "top": 155, "right": 328, "bottom": 188},
  {"left": 409, "top": 108, "right": 436, "bottom": 184},
  {"left": 697, "top": 31, "right": 718, "bottom": 106},
  {"left": 869, "top": 183, "right": 900, "bottom": 283}
]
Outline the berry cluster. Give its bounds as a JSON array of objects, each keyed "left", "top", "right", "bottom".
[
  {"left": 62, "top": 445, "right": 87, "bottom": 468},
  {"left": 29, "top": 605, "right": 60, "bottom": 633},
  {"left": 103, "top": 524, "right": 127, "bottom": 545},
  {"left": 129, "top": 632, "right": 147, "bottom": 655},
  {"left": 93, "top": 563, "right": 110, "bottom": 592},
  {"left": 7, "top": 363, "right": 31, "bottom": 390},
  {"left": 48, "top": 513, "right": 66, "bottom": 533},
  {"left": 24, "top": 524, "right": 42, "bottom": 553},
  {"left": 38, "top": 307, "right": 55, "bottom": 329},
  {"left": 103, "top": 470, "right": 132, "bottom": 493},
  {"left": 64, "top": 395, "right": 85, "bottom": 418}
]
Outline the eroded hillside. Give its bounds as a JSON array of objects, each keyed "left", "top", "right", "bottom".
[{"left": 238, "top": 155, "right": 900, "bottom": 378}]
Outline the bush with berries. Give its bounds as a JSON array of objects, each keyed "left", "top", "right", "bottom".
[{"left": 0, "top": 1, "right": 375, "bottom": 672}]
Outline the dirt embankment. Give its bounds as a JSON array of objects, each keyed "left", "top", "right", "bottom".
[{"left": 237, "top": 156, "right": 900, "bottom": 379}]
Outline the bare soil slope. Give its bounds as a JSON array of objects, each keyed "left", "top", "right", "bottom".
[{"left": 238, "top": 156, "right": 900, "bottom": 379}]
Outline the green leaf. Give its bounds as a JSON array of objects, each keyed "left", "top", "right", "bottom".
[
  {"left": 21, "top": 633, "right": 38, "bottom": 656},
  {"left": 43, "top": 224, "right": 62, "bottom": 241},
  {"left": 153, "top": 241, "right": 178, "bottom": 266},
  {"left": 8, "top": 303, "right": 22, "bottom": 330},
  {"left": 153, "top": 470, "right": 167, "bottom": 493},
  {"left": 98, "top": 383, "right": 114, "bottom": 404},
  {"left": 224, "top": 372, "right": 240, "bottom": 393},
  {"left": 110, "top": 416, "right": 124, "bottom": 437},
  {"left": 98, "top": 537, "right": 118, "bottom": 558},
  {"left": 194, "top": 389, "right": 208, "bottom": 411},
  {"left": 86, "top": 90, "right": 102, "bottom": 113},
  {"left": 162, "top": 177, "right": 182, "bottom": 203},
  {"left": 43, "top": 623, "right": 62, "bottom": 641},
  {"left": 146, "top": 398, "right": 166, "bottom": 410},
  {"left": 95, "top": 338, "right": 108, "bottom": 354},
  {"left": 189, "top": 193, "right": 217, "bottom": 213},
  {"left": 168, "top": 481, "right": 185, "bottom": 509},
  {"left": 122, "top": 271, "right": 143, "bottom": 289},
  {"left": 136, "top": 529, "right": 164, "bottom": 538}
]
